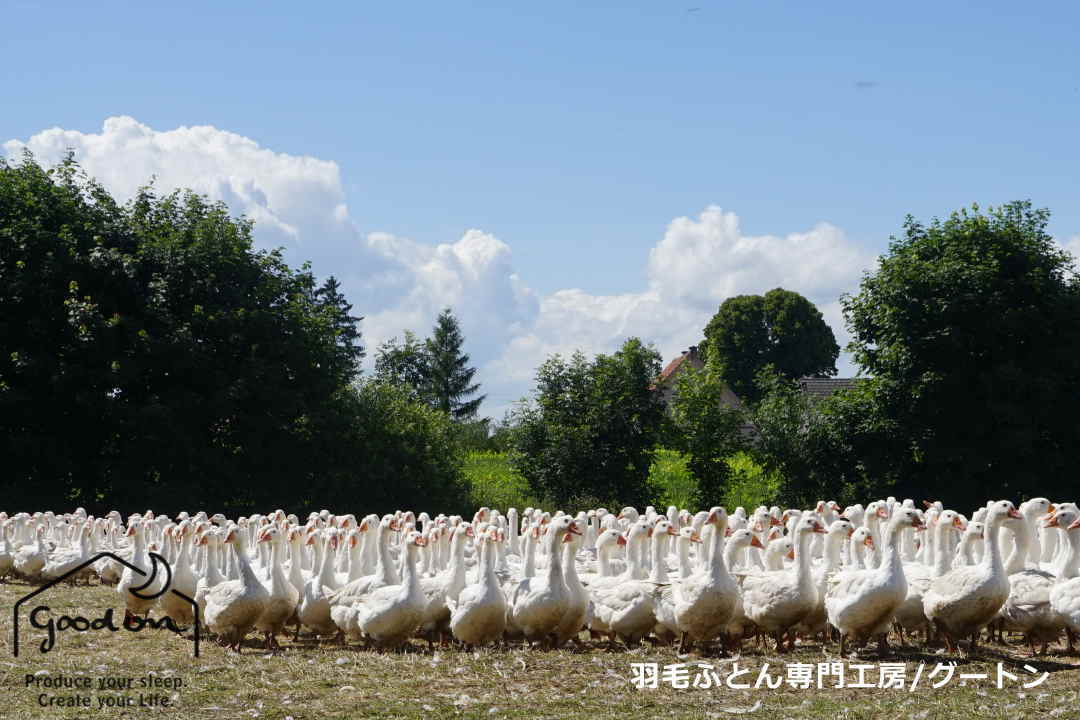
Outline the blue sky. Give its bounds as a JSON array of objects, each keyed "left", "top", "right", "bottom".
[{"left": 4, "top": 1, "right": 1079, "bottom": 415}]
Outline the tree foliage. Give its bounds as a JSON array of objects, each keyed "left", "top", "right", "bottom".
[
  {"left": 508, "top": 338, "right": 665, "bottom": 509},
  {"left": 425, "top": 308, "right": 485, "bottom": 420},
  {"left": 0, "top": 153, "right": 466, "bottom": 515},
  {"left": 664, "top": 364, "right": 747, "bottom": 507},
  {"left": 703, "top": 288, "right": 839, "bottom": 403},
  {"left": 373, "top": 308, "right": 485, "bottom": 421},
  {"left": 842, "top": 201, "right": 1080, "bottom": 506}
]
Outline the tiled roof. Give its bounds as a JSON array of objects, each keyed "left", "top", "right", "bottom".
[{"left": 798, "top": 377, "right": 861, "bottom": 399}]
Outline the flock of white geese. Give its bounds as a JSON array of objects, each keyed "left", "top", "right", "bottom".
[{"left": 2, "top": 497, "right": 1080, "bottom": 657}]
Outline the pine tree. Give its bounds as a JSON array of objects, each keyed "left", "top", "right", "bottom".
[{"left": 424, "top": 308, "right": 485, "bottom": 419}]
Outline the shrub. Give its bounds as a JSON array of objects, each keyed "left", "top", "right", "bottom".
[
  {"left": 721, "top": 451, "right": 782, "bottom": 512},
  {"left": 647, "top": 449, "right": 699, "bottom": 512},
  {"left": 462, "top": 451, "right": 538, "bottom": 513}
]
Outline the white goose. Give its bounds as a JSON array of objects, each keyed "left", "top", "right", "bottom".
[
  {"left": 158, "top": 521, "right": 198, "bottom": 625},
  {"left": 666, "top": 507, "right": 739, "bottom": 651},
  {"left": 922, "top": 500, "right": 1024, "bottom": 655},
  {"left": 0, "top": 520, "right": 14, "bottom": 581},
  {"left": 194, "top": 528, "right": 226, "bottom": 626},
  {"left": 355, "top": 530, "right": 427, "bottom": 648},
  {"left": 795, "top": 516, "right": 853, "bottom": 639},
  {"left": 254, "top": 526, "right": 300, "bottom": 651},
  {"left": 739, "top": 514, "right": 822, "bottom": 652},
  {"left": 553, "top": 525, "right": 591, "bottom": 647},
  {"left": 720, "top": 528, "right": 763, "bottom": 648},
  {"left": 298, "top": 529, "right": 342, "bottom": 638},
  {"left": 894, "top": 510, "right": 964, "bottom": 641},
  {"left": 41, "top": 520, "right": 94, "bottom": 584},
  {"left": 117, "top": 521, "right": 166, "bottom": 621},
  {"left": 1047, "top": 509, "right": 1080, "bottom": 653},
  {"left": 506, "top": 515, "right": 578, "bottom": 647},
  {"left": 587, "top": 522, "right": 658, "bottom": 646},
  {"left": 825, "top": 506, "right": 923, "bottom": 655},
  {"left": 204, "top": 525, "right": 270, "bottom": 652},
  {"left": 449, "top": 527, "right": 507, "bottom": 647},
  {"left": 416, "top": 523, "right": 470, "bottom": 645},
  {"left": 14, "top": 525, "right": 46, "bottom": 579},
  {"left": 998, "top": 504, "right": 1062, "bottom": 655}
]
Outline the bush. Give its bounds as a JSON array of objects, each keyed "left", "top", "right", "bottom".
[
  {"left": 647, "top": 449, "right": 699, "bottom": 512},
  {"left": 462, "top": 451, "right": 538, "bottom": 513},
  {"left": 721, "top": 451, "right": 782, "bottom": 512}
]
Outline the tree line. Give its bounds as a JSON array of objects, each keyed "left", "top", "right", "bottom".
[{"left": 3, "top": 153, "right": 1078, "bottom": 514}]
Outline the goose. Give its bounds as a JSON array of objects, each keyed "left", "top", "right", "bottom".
[
  {"left": 14, "top": 525, "right": 47, "bottom": 579},
  {"left": 795, "top": 516, "right": 853, "bottom": 639},
  {"left": 40, "top": 520, "right": 94, "bottom": 585},
  {"left": 355, "top": 530, "right": 428, "bottom": 648},
  {"left": 158, "top": 521, "right": 198, "bottom": 625},
  {"left": 194, "top": 529, "right": 226, "bottom": 627},
  {"left": 507, "top": 515, "right": 579, "bottom": 647},
  {"left": 117, "top": 521, "right": 166, "bottom": 621},
  {"left": 297, "top": 529, "right": 341, "bottom": 638},
  {"left": 553, "top": 524, "right": 591, "bottom": 647},
  {"left": 762, "top": 529, "right": 794, "bottom": 570},
  {"left": 1019, "top": 498, "right": 1052, "bottom": 566},
  {"left": 253, "top": 526, "right": 300, "bottom": 651},
  {"left": 416, "top": 523, "right": 470, "bottom": 646},
  {"left": 0, "top": 521, "right": 13, "bottom": 580},
  {"left": 894, "top": 510, "right": 963, "bottom": 642},
  {"left": 590, "top": 520, "right": 670, "bottom": 647},
  {"left": 922, "top": 500, "right": 1025, "bottom": 655},
  {"left": 674, "top": 527, "right": 699, "bottom": 580},
  {"left": 330, "top": 519, "right": 402, "bottom": 640},
  {"left": 666, "top": 507, "right": 739, "bottom": 651},
  {"left": 204, "top": 525, "right": 270, "bottom": 652},
  {"left": 849, "top": 527, "right": 874, "bottom": 569},
  {"left": 998, "top": 505, "right": 1063, "bottom": 655},
  {"left": 825, "top": 506, "right": 923, "bottom": 655},
  {"left": 579, "top": 528, "right": 626, "bottom": 585},
  {"left": 449, "top": 527, "right": 507, "bottom": 647},
  {"left": 955, "top": 521, "right": 985, "bottom": 567},
  {"left": 1047, "top": 510, "right": 1080, "bottom": 653},
  {"left": 721, "top": 528, "right": 763, "bottom": 647},
  {"left": 739, "top": 514, "right": 823, "bottom": 652}
]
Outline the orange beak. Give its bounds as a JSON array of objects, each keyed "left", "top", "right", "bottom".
[
  {"left": 1008, "top": 508, "right": 1023, "bottom": 519},
  {"left": 750, "top": 535, "right": 764, "bottom": 550}
]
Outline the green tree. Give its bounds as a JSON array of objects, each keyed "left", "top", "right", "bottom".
[
  {"left": 373, "top": 330, "right": 430, "bottom": 403},
  {"left": 665, "top": 363, "right": 747, "bottom": 507},
  {"left": 842, "top": 201, "right": 1080, "bottom": 506},
  {"left": 424, "top": 308, "right": 485, "bottom": 419},
  {"left": 702, "top": 288, "right": 839, "bottom": 403},
  {"left": 0, "top": 153, "right": 470, "bottom": 515},
  {"left": 509, "top": 338, "right": 665, "bottom": 508}
]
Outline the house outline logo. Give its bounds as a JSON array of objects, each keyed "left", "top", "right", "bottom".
[{"left": 12, "top": 551, "right": 200, "bottom": 657}]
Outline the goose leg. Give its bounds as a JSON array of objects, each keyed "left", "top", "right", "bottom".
[
  {"left": 1067, "top": 628, "right": 1076, "bottom": 654},
  {"left": 838, "top": 633, "right": 846, "bottom": 658}
]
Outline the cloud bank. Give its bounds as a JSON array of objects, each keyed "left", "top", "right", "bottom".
[{"left": 5, "top": 117, "right": 880, "bottom": 416}]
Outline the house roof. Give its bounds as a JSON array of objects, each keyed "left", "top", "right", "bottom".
[
  {"left": 798, "top": 377, "right": 861, "bottom": 400},
  {"left": 657, "top": 353, "right": 690, "bottom": 385}
]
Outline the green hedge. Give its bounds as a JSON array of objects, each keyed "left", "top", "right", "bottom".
[{"left": 462, "top": 451, "right": 539, "bottom": 513}]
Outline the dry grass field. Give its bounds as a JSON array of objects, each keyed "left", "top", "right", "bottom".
[{"left": 1, "top": 577, "right": 1079, "bottom": 720}]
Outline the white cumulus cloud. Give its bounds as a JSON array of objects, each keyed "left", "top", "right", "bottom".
[{"left": 4, "top": 117, "right": 875, "bottom": 417}]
